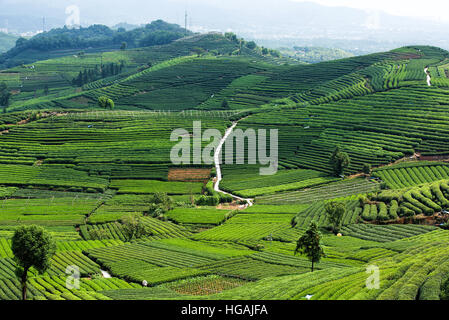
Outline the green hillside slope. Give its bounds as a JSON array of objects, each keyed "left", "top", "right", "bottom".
[{"left": 1, "top": 37, "right": 449, "bottom": 301}]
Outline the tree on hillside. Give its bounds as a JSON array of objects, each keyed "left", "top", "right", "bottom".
[
  {"left": 221, "top": 99, "right": 229, "bottom": 109},
  {"left": 269, "top": 49, "right": 281, "bottom": 58},
  {"left": 325, "top": 201, "right": 346, "bottom": 234},
  {"left": 329, "top": 146, "right": 350, "bottom": 177},
  {"left": 120, "top": 42, "right": 127, "bottom": 50},
  {"left": 294, "top": 222, "right": 325, "bottom": 272},
  {"left": 224, "top": 32, "right": 238, "bottom": 42},
  {"left": 121, "top": 214, "right": 150, "bottom": 242},
  {"left": 98, "top": 96, "right": 114, "bottom": 109},
  {"left": 362, "top": 163, "right": 372, "bottom": 175},
  {"left": 147, "top": 192, "right": 173, "bottom": 219},
  {"left": 246, "top": 41, "right": 257, "bottom": 50},
  {"left": 11, "top": 225, "right": 56, "bottom": 300},
  {"left": 192, "top": 47, "right": 205, "bottom": 57},
  {"left": 0, "top": 82, "right": 11, "bottom": 113}
]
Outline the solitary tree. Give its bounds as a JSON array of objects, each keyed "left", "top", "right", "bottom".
[
  {"left": 11, "top": 225, "right": 56, "bottom": 300},
  {"left": 330, "top": 146, "right": 350, "bottom": 177},
  {"left": 152, "top": 192, "right": 173, "bottom": 210},
  {"left": 192, "top": 47, "right": 205, "bottom": 57},
  {"left": 0, "top": 82, "right": 11, "bottom": 113},
  {"left": 98, "top": 96, "right": 114, "bottom": 109},
  {"left": 221, "top": 99, "right": 229, "bottom": 109},
  {"left": 294, "top": 222, "right": 325, "bottom": 272},
  {"left": 121, "top": 214, "right": 149, "bottom": 242},
  {"left": 325, "top": 201, "right": 346, "bottom": 234},
  {"left": 246, "top": 41, "right": 257, "bottom": 50},
  {"left": 362, "top": 163, "right": 372, "bottom": 175}
]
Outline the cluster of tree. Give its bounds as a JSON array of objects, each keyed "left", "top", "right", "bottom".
[
  {"left": 290, "top": 46, "right": 354, "bottom": 64},
  {"left": 0, "top": 20, "right": 192, "bottom": 68},
  {"left": 72, "top": 62, "right": 124, "bottom": 87},
  {"left": 115, "top": 20, "right": 190, "bottom": 48},
  {"left": 224, "top": 32, "right": 281, "bottom": 57},
  {"left": 261, "top": 47, "right": 281, "bottom": 57},
  {"left": 147, "top": 192, "right": 174, "bottom": 220},
  {"left": 0, "top": 82, "right": 11, "bottom": 113}
]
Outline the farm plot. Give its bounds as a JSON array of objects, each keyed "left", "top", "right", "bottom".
[
  {"left": 165, "top": 207, "right": 234, "bottom": 225},
  {"left": 340, "top": 224, "right": 437, "bottom": 242},
  {"left": 373, "top": 162, "right": 449, "bottom": 189},
  {"left": 192, "top": 214, "right": 293, "bottom": 242},
  {"left": 164, "top": 275, "right": 248, "bottom": 295},
  {"left": 0, "top": 225, "right": 82, "bottom": 241},
  {"left": 240, "top": 204, "right": 310, "bottom": 214},
  {"left": 198, "top": 256, "right": 309, "bottom": 281},
  {"left": 220, "top": 166, "right": 338, "bottom": 198},
  {"left": 209, "top": 267, "right": 361, "bottom": 300},
  {"left": 0, "top": 197, "right": 99, "bottom": 226},
  {"left": 110, "top": 180, "right": 204, "bottom": 195},
  {"left": 81, "top": 216, "right": 191, "bottom": 241},
  {"left": 87, "top": 194, "right": 153, "bottom": 224},
  {"left": 362, "top": 179, "right": 449, "bottom": 220},
  {"left": 291, "top": 200, "right": 361, "bottom": 229},
  {"left": 85, "top": 240, "right": 221, "bottom": 269},
  {"left": 257, "top": 178, "right": 380, "bottom": 204}
]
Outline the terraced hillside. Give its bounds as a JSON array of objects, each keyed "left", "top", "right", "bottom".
[{"left": 1, "top": 35, "right": 449, "bottom": 300}]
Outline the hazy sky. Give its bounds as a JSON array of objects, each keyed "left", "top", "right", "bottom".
[
  {"left": 292, "top": 0, "right": 449, "bottom": 22},
  {"left": 2, "top": 0, "right": 449, "bottom": 28}
]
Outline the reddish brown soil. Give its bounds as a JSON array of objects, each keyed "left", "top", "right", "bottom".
[{"left": 168, "top": 168, "right": 211, "bottom": 182}]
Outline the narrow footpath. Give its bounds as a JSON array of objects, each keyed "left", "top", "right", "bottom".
[
  {"left": 425, "top": 67, "right": 432, "bottom": 86},
  {"left": 214, "top": 121, "right": 254, "bottom": 207}
]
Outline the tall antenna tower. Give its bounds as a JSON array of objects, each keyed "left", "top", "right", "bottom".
[{"left": 42, "top": 17, "right": 46, "bottom": 32}]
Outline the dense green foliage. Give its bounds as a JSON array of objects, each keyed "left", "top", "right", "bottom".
[{"left": 0, "top": 20, "right": 192, "bottom": 69}]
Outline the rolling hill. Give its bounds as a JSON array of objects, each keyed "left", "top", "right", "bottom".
[
  {"left": 0, "top": 20, "right": 193, "bottom": 69},
  {"left": 0, "top": 32, "right": 18, "bottom": 54},
  {"left": 1, "top": 32, "right": 449, "bottom": 301}
]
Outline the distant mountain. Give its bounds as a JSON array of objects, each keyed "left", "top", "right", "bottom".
[
  {"left": 178, "top": 0, "right": 449, "bottom": 53},
  {"left": 0, "top": 20, "right": 192, "bottom": 69},
  {"left": 0, "top": 32, "right": 18, "bottom": 53},
  {"left": 3, "top": 0, "right": 449, "bottom": 54}
]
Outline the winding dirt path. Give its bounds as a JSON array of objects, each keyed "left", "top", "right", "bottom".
[
  {"left": 100, "top": 270, "right": 112, "bottom": 278},
  {"left": 425, "top": 67, "right": 432, "bottom": 86},
  {"left": 214, "top": 121, "right": 254, "bottom": 207}
]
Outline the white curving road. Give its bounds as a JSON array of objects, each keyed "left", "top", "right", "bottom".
[
  {"left": 425, "top": 67, "right": 432, "bottom": 86},
  {"left": 214, "top": 121, "right": 254, "bottom": 207}
]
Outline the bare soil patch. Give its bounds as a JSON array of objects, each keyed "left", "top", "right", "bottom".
[{"left": 168, "top": 168, "right": 211, "bottom": 182}]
